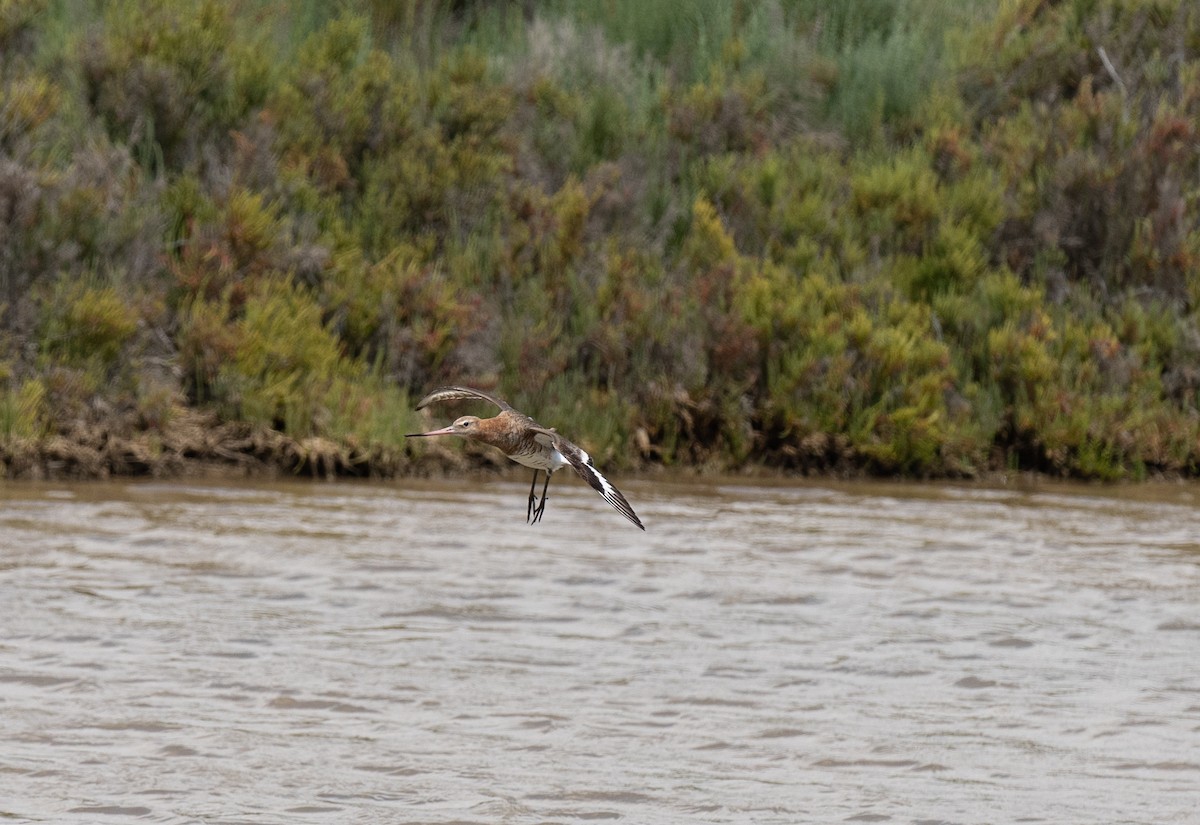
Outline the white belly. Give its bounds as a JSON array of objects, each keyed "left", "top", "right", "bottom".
[{"left": 508, "top": 448, "right": 567, "bottom": 473}]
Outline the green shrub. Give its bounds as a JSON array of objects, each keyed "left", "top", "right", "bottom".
[
  {"left": 0, "top": 377, "right": 47, "bottom": 440},
  {"left": 37, "top": 277, "right": 138, "bottom": 365},
  {"left": 2, "top": 0, "right": 1199, "bottom": 480},
  {"left": 169, "top": 187, "right": 286, "bottom": 305},
  {"left": 79, "top": 0, "right": 268, "bottom": 170},
  {"left": 226, "top": 276, "right": 357, "bottom": 434}
]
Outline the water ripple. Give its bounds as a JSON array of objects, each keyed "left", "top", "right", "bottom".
[{"left": 0, "top": 478, "right": 1198, "bottom": 823}]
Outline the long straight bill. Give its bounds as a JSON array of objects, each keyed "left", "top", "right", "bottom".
[{"left": 405, "top": 426, "right": 458, "bottom": 437}]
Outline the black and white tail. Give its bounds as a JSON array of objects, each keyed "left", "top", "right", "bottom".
[{"left": 533, "top": 428, "right": 645, "bottom": 530}]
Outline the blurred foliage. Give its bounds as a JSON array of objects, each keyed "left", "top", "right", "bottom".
[{"left": 3, "top": 0, "right": 1200, "bottom": 480}]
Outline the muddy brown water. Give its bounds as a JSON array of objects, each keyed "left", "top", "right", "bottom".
[{"left": 1, "top": 477, "right": 1198, "bottom": 824}]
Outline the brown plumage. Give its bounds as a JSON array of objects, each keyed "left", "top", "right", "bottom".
[{"left": 406, "top": 386, "right": 644, "bottom": 530}]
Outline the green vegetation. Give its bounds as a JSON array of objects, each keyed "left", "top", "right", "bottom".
[{"left": 2, "top": 0, "right": 1200, "bottom": 480}]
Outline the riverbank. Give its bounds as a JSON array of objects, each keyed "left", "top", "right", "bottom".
[
  {"left": 0, "top": 410, "right": 433, "bottom": 481},
  {"left": 3, "top": 415, "right": 1190, "bottom": 488},
  {"left": 3, "top": 2, "right": 1200, "bottom": 483}
]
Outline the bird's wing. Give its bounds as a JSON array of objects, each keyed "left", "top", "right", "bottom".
[
  {"left": 531, "top": 427, "right": 645, "bottom": 531},
  {"left": 414, "top": 386, "right": 514, "bottom": 412}
]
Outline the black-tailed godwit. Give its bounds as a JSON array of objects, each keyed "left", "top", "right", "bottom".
[{"left": 406, "top": 386, "right": 645, "bottom": 530}]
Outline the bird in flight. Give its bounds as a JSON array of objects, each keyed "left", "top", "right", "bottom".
[{"left": 406, "top": 386, "right": 645, "bottom": 530}]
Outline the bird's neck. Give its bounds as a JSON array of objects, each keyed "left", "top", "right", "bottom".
[{"left": 472, "top": 413, "right": 524, "bottom": 453}]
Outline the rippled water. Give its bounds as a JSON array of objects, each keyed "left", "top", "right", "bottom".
[{"left": 1, "top": 476, "right": 1198, "bottom": 824}]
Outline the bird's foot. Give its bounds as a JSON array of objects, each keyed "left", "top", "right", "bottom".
[{"left": 530, "top": 495, "right": 548, "bottom": 524}]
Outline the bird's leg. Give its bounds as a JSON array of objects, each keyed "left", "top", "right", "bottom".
[
  {"left": 526, "top": 470, "right": 540, "bottom": 524},
  {"left": 532, "top": 472, "right": 551, "bottom": 524}
]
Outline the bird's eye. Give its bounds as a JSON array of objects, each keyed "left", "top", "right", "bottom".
[{"left": 461, "top": 421, "right": 472, "bottom": 428}]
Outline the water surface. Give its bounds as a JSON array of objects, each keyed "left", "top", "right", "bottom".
[{"left": 1, "top": 477, "right": 1198, "bottom": 823}]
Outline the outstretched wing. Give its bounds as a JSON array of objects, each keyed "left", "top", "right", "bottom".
[
  {"left": 532, "top": 427, "right": 645, "bottom": 530},
  {"left": 414, "top": 386, "right": 514, "bottom": 413}
]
